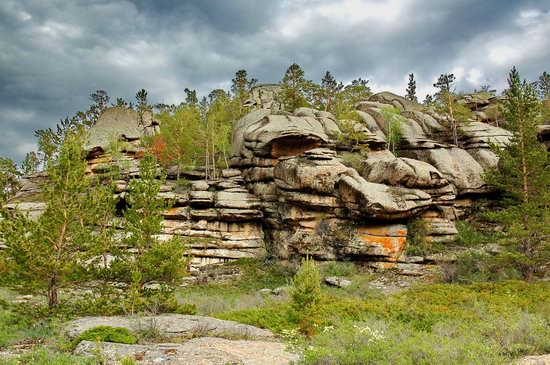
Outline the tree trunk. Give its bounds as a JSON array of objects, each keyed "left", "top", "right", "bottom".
[{"left": 48, "top": 277, "right": 58, "bottom": 308}]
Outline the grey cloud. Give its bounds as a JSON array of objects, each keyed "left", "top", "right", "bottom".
[{"left": 1, "top": 0, "right": 549, "bottom": 162}]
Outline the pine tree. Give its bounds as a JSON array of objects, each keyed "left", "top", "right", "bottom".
[
  {"left": 231, "top": 70, "right": 257, "bottom": 101},
  {"left": 406, "top": 73, "right": 417, "bottom": 102},
  {"left": 538, "top": 71, "right": 550, "bottom": 100},
  {"left": 154, "top": 105, "right": 204, "bottom": 178},
  {"left": 433, "top": 73, "right": 472, "bottom": 145},
  {"left": 110, "top": 154, "right": 188, "bottom": 310},
  {"left": 484, "top": 67, "right": 550, "bottom": 281},
  {"left": 0, "top": 157, "right": 20, "bottom": 203},
  {"left": 115, "top": 98, "right": 129, "bottom": 108},
  {"left": 135, "top": 89, "right": 152, "bottom": 125},
  {"left": 291, "top": 257, "right": 322, "bottom": 336},
  {"left": 423, "top": 94, "right": 434, "bottom": 106},
  {"left": 319, "top": 71, "right": 343, "bottom": 112},
  {"left": 21, "top": 152, "right": 40, "bottom": 176},
  {"left": 184, "top": 88, "right": 198, "bottom": 106},
  {"left": 538, "top": 72, "right": 550, "bottom": 122},
  {"left": 381, "top": 106, "right": 405, "bottom": 155},
  {"left": 281, "top": 63, "right": 309, "bottom": 112},
  {"left": 86, "top": 90, "right": 110, "bottom": 126},
  {"left": 333, "top": 78, "right": 372, "bottom": 119},
  {"left": 0, "top": 133, "right": 114, "bottom": 308}
]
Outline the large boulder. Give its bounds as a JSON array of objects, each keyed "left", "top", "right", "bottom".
[
  {"left": 339, "top": 174, "right": 432, "bottom": 220},
  {"left": 242, "top": 114, "right": 328, "bottom": 158},
  {"left": 75, "top": 338, "right": 299, "bottom": 365},
  {"left": 363, "top": 150, "right": 449, "bottom": 189},
  {"left": 66, "top": 314, "right": 274, "bottom": 340},
  {"left": 274, "top": 149, "right": 347, "bottom": 195},
  {"left": 400, "top": 147, "right": 488, "bottom": 194}
]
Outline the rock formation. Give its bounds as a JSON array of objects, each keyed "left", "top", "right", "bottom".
[
  {"left": 5, "top": 86, "right": 515, "bottom": 270},
  {"left": 230, "top": 87, "right": 512, "bottom": 265}
]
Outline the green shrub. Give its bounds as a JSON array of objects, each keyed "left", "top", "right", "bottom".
[
  {"left": 339, "top": 152, "right": 366, "bottom": 174},
  {"left": 455, "top": 221, "right": 494, "bottom": 247},
  {"left": 406, "top": 218, "right": 443, "bottom": 256},
  {"left": 72, "top": 326, "right": 137, "bottom": 349},
  {"left": 442, "top": 250, "right": 520, "bottom": 284},
  {"left": 319, "top": 261, "right": 356, "bottom": 277},
  {"left": 232, "top": 258, "right": 297, "bottom": 291},
  {"left": 291, "top": 258, "right": 322, "bottom": 336},
  {"left": 0, "top": 308, "right": 55, "bottom": 350}
]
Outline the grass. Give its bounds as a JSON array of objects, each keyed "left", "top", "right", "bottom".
[
  {"left": 175, "top": 258, "right": 296, "bottom": 315},
  {"left": 0, "top": 258, "right": 549, "bottom": 364},
  {"left": 0, "top": 347, "right": 96, "bottom": 365},
  {"left": 216, "top": 279, "right": 550, "bottom": 364}
]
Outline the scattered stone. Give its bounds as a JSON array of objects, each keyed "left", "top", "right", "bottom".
[
  {"left": 191, "top": 181, "right": 210, "bottom": 191},
  {"left": 325, "top": 276, "right": 353, "bottom": 288},
  {"left": 272, "top": 287, "right": 288, "bottom": 296}
]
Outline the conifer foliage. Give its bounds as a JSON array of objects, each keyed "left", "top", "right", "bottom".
[
  {"left": 110, "top": 153, "right": 188, "bottom": 310},
  {"left": 406, "top": 73, "right": 417, "bottom": 102},
  {"left": 433, "top": 73, "right": 472, "bottom": 145},
  {"left": 0, "top": 133, "right": 113, "bottom": 308},
  {"left": 291, "top": 257, "right": 322, "bottom": 336},
  {"left": 484, "top": 67, "right": 550, "bottom": 280}
]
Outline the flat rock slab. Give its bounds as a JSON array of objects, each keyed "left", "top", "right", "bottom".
[
  {"left": 74, "top": 338, "right": 299, "bottom": 365},
  {"left": 66, "top": 314, "right": 274, "bottom": 340},
  {"left": 516, "top": 355, "right": 550, "bottom": 365}
]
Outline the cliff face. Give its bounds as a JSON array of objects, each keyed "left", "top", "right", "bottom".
[{"left": 6, "top": 88, "right": 513, "bottom": 268}]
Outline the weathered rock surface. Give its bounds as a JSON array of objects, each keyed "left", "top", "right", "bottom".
[
  {"left": 5, "top": 87, "right": 515, "bottom": 269},
  {"left": 516, "top": 354, "right": 550, "bottom": 365},
  {"left": 66, "top": 314, "right": 274, "bottom": 340},
  {"left": 84, "top": 107, "right": 159, "bottom": 157},
  {"left": 75, "top": 337, "right": 299, "bottom": 365}
]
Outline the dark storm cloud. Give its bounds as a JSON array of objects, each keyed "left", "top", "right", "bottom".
[{"left": 1, "top": 0, "right": 549, "bottom": 162}]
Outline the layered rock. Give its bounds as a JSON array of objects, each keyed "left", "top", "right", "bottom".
[
  {"left": 5, "top": 89, "right": 514, "bottom": 268},
  {"left": 229, "top": 90, "right": 513, "bottom": 262}
]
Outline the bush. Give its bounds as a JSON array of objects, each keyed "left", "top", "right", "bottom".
[
  {"left": 339, "top": 152, "right": 366, "bottom": 174},
  {"left": 405, "top": 218, "right": 443, "bottom": 256},
  {"left": 442, "top": 250, "right": 520, "bottom": 284},
  {"left": 71, "top": 326, "right": 137, "bottom": 349},
  {"left": 301, "top": 309, "right": 550, "bottom": 365},
  {"left": 290, "top": 258, "right": 322, "bottom": 336},
  {"left": 319, "top": 261, "right": 356, "bottom": 277},
  {"left": 455, "top": 221, "right": 495, "bottom": 247},
  {"left": 0, "top": 308, "right": 55, "bottom": 350}
]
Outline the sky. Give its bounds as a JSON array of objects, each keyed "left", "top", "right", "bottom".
[{"left": 1, "top": 0, "right": 549, "bottom": 162}]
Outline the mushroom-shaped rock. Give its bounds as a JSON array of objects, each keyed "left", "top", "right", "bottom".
[
  {"left": 240, "top": 114, "right": 329, "bottom": 158},
  {"left": 84, "top": 107, "right": 157, "bottom": 157}
]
